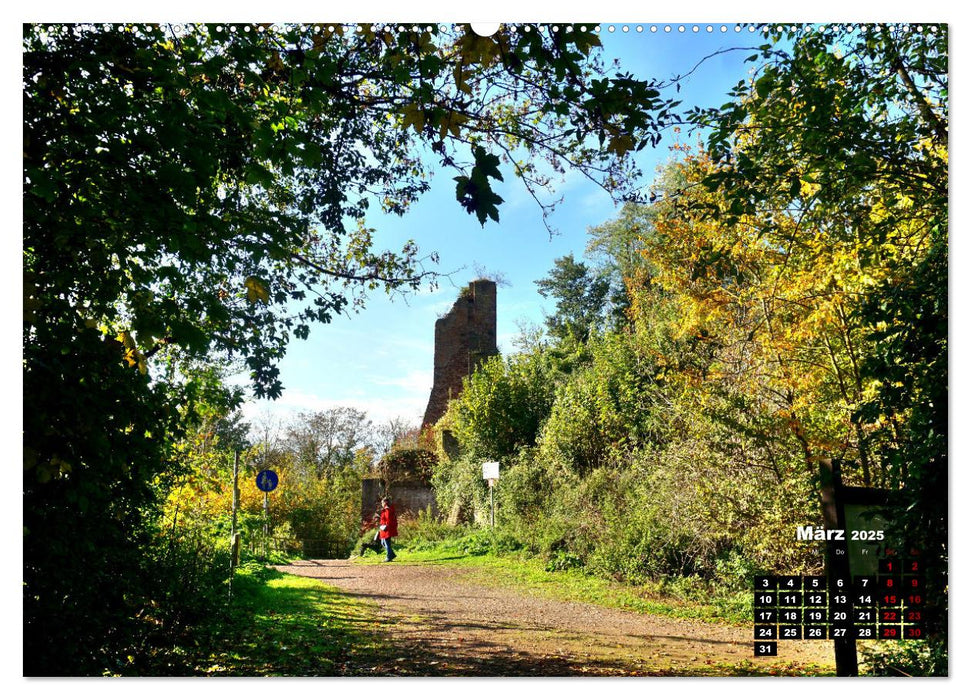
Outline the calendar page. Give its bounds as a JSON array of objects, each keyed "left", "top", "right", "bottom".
[{"left": 23, "top": 15, "right": 948, "bottom": 681}]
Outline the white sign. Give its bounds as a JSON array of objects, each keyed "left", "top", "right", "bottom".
[{"left": 482, "top": 461, "right": 500, "bottom": 480}]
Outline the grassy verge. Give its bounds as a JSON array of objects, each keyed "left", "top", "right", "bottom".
[
  {"left": 144, "top": 561, "right": 379, "bottom": 676},
  {"left": 354, "top": 538, "right": 752, "bottom": 626}
]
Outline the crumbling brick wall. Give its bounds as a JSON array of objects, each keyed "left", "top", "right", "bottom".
[
  {"left": 361, "top": 478, "right": 438, "bottom": 520},
  {"left": 422, "top": 279, "right": 498, "bottom": 427}
]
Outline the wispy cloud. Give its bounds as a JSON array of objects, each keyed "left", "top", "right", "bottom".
[
  {"left": 499, "top": 155, "right": 590, "bottom": 211},
  {"left": 578, "top": 186, "right": 616, "bottom": 217},
  {"left": 370, "top": 369, "right": 433, "bottom": 395}
]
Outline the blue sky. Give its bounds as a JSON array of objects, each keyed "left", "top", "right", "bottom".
[{"left": 238, "top": 25, "right": 768, "bottom": 434}]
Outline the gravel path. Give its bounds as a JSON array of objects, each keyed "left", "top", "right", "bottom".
[{"left": 274, "top": 558, "right": 835, "bottom": 676}]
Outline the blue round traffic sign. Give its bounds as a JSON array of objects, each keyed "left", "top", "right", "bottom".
[{"left": 256, "top": 469, "right": 279, "bottom": 492}]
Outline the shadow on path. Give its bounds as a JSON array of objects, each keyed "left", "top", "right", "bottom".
[{"left": 275, "top": 559, "right": 832, "bottom": 677}]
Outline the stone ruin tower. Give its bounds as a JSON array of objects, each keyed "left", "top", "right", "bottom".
[{"left": 422, "top": 279, "right": 498, "bottom": 427}]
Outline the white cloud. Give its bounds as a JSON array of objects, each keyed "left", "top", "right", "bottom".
[
  {"left": 578, "top": 186, "right": 617, "bottom": 217},
  {"left": 370, "top": 369, "right": 433, "bottom": 395}
]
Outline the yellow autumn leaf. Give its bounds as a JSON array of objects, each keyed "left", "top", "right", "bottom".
[
  {"left": 453, "top": 63, "right": 473, "bottom": 95},
  {"left": 245, "top": 276, "right": 270, "bottom": 304},
  {"left": 123, "top": 348, "right": 138, "bottom": 368},
  {"left": 400, "top": 104, "right": 425, "bottom": 134},
  {"left": 457, "top": 31, "right": 501, "bottom": 68},
  {"left": 438, "top": 111, "right": 469, "bottom": 140},
  {"left": 116, "top": 330, "right": 136, "bottom": 349},
  {"left": 311, "top": 33, "right": 329, "bottom": 53}
]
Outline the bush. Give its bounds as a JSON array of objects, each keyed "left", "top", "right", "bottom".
[
  {"left": 443, "top": 351, "right": 557, "bottom": 461},
  {"left": 493, "top": 447, "right": 553, "bottom": 524},
  {"left": 140, "top": 531, "right": 233, "bottom": 640},
  {"left": 398, "top": 507, "right": 462, "bottom": 547},
  {"left": 378, "top": 446, "right": 437, "bottom": 484},
  {"left": 537, "top": 332, "right": 665, "bottom": 477},
  {"left": 860, "top": 640, "right": 948, "bottom": 677},
  {"left": 430, "top": 454, "right": 489, "bottom": 524},
  {"left": 713, "top": 550, "right": 761, "bottom": 591},
  {"left": 545, "top": 550, "right": 584, "bottom": 572}
]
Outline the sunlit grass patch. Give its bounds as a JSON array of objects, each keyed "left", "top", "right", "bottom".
[{"left": 174, "top": 564, "right": 380, "bottom": 676}]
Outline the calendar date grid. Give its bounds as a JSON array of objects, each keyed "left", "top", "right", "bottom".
[{"left": 752, "top": 560, "right": 925, "bottom": 656}]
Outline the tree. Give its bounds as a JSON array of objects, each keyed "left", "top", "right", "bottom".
[
  {"left": 284, "top": 407, "right": 373, "bottom": 479},
  {"left": 535, "top": 254, "right": 610, "bottom": 343},
  {"left": 538, "top": 331, "right": 666, "bottom": 476},
  {"left": 678, "top": 23, "right": 946, "bottom": 485},
  {"left": 372, "top": 416, "right": 419, "bottom": 459},
  {"left": 634, "top": 147, "right": 900, "bottom": 483},
  {"left": 24, "top": 22, "right": 680, "bottom": 673},
  {"left": 682, "top": 23, "right": 947, "bottom": 668},
  {"left": 692, "top": 24, "right": 946, "bottom": 240}
]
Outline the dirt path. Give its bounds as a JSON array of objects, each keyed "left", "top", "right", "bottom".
[{"left": 274, "top": 558, "right": 835, "bottom": 676}]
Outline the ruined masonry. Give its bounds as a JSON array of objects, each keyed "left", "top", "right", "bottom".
[
  {"left": 422, "top": 279, "right": 498, "bottom": 427},
  {"left": 361, "top": 280, "right": 497, "bottom": 522}
]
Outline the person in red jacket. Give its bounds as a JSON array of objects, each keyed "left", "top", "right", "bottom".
[{"left": 378, "top": 496, "right": 398, "bottom": 562}]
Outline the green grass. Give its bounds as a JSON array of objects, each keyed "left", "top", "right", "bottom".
[
  {"left": 144, "top": 562, "right": 380, "bottom": 676},
  {"left": 354, "top": 539, "right": 752, "bottom": 626}
]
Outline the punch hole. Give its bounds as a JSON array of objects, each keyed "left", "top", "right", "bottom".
[{"left": 471, "top": 23, "right": 500, "bottom": 37}]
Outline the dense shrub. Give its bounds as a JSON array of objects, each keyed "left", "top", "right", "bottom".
[
  {"left": 444, "top": 350, "right": 557, "bottom": 461},
  {"left": 538, "top": 332, "right": 665, "bottom": 476},
  {"left": 860, "top": 640, "right": 948, "bottom": 677},
  {"left": 378, "top": 446, "right": 437, "bottom": 485}
]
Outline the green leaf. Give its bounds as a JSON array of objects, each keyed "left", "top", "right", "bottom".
[
  {"left": 473, "top": 146, "right": 503, "bottom": 182},
  {"left": 755, "top": 75, "right": 774, "bottom": 99}
]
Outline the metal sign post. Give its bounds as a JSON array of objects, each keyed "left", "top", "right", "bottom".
[
  {"left": 229, "top": 451, "right": 241, "bottom": 599},
  {"left": 489, "top": 479, "right": 495, "bottom": 528},
  {"left": 256, "top": 469, "right": 279, "bottom": 559},
  {"left": 262, "top": 492, "right": 269, "bottom": 559},
  {"left": 482, "top": 462, "right": 499, "bottom": 527}
]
